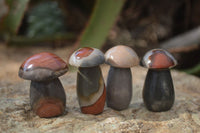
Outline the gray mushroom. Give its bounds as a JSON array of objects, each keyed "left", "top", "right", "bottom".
[
  {"left": 105, "top": 45, "right": 139, "bottom": 110},
  {"left": 69, "top": 47, "right": 106, "bottom": 115}
]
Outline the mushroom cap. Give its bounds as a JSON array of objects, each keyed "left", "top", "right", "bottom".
[
  {"left": 19, "top": 52, "right": 68, "bottom": 81},
  {"left": 142, "top": 49, "right": 177, "bottom": 69},
  {"left": 69, "top": 47, "right": 105, "bottom": 67},
  {"left": 104, "top": 45, "right": 139, "bottom": 68}
]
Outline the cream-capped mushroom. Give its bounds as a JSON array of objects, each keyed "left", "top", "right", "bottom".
[
  {"left": 105, "top": 45, "right": 139, "bottom": 68},
  {"left": 104, "top": 45, "right": 139, "bottom": 111}
]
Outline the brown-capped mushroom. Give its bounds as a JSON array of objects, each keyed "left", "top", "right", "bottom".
[
  {"left": 142, "top": 48, "right": 177, "bottom": 112},
  {"left": 105, "top": 45, "right": 139, "bottom": 110},
  {"left": 69, "top": 47, "right": 106, "bottom": 115},
  {"left": 19, "top": 52, "right": 68, "bottom": 118}
]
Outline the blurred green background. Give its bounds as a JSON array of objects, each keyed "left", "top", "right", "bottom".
[{"left": 0, "top": 0, "right": 200, "bottom": 76}]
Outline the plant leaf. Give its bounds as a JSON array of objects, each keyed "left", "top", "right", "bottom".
[
  {"left": 183, "top": 63, "right": 200, "bottom": 76},
  {"left": 77, "top": 0, "right": 125, "bottom": 49},
  {"left": 0, "top": 0, "right": 30, "bottom": 35}
]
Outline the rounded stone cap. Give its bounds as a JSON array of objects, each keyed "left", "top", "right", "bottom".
[
  {"left": 104, "top": 45, "right": 139, "bottom": 68},
  {"left": 69, "top": 47, "right": 105, "bottom": 67},
  {"left": 18, "top": 52, "right": 68, "bottom": 81},
  {"left": 142, "top": 48, "right": 177, "bottom": 69}
]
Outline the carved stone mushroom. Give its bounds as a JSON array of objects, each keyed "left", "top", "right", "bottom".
[
  {"left": 142, "top": 48, "right": 177, "bottom": 112},
  {"left": 105, "top": 45, "right": 139, "bottom": 110},
  {"left": 69, "top": 47, "right": 106, "bottom": 115},
  {"left": 18, "top": 52, "right": 68, "bottom": 118}
]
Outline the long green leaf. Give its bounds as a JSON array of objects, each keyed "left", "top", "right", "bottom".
[
  {"left": 0, "top": 0, "right": 29, "bottom": 35},
  {"left": 183, "top": 63, "right": 200, "bottom": 76},
  {"left": 77, "top": 0, "right": 125, "bottom": 48}
]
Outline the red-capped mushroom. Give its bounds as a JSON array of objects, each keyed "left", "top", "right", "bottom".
[
  {"left": 142, "top": 49, "right": 177, "bottom": 112},
  {"left": 69, "top": 47, "right": 106, "bottom": 115},
  {"left": 19, "top": 52, "right": 68, "bottom": 118},
  {"left": 105, "top": 45, "right": 139, "bottom": 111}
]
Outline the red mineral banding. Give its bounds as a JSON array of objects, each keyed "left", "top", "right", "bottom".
[
  {"left": 149, "top": 50, "right": 175, "bottom": 69},
  {"left": 75, "top": 47, "right": 94, "bottom": 59},
  {"left": 21, "top": 52, "right": 68, "bottom": 71},
  {"left": 81, "top": 85, "right": 106, "bottom": 115},
  {"left": 35, "top": 98, "right": 64, "bottom": 118}
]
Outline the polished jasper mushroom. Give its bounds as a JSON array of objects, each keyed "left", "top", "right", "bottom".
[
  {"left": 69, "top": 47, "right": 106, "bottom": 115},
  {"left": 105, "top": 45, "right": 139, "bottom": 110},
  {"left": 142, "top": 48, "right": 177, "bottom": 112},
  {"left": 18, "top": 52, "right": 68, "bottom": 118}
]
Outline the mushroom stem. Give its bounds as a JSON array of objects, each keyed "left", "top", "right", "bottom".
[
  {"left": 106, "top": 66, "right": 132, "bottom": 110},
  {"left": 143, "top": 69, "right": 175, "bottom": 112},
  {"left": 30, "top": 78, "right": 66, "bottom": 118},
  {"left": 77, "top": 65, "right": 106, "bottom": 114}
]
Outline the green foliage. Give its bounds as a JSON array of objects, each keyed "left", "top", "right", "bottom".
[
  {"left": 184, "top": 63, "right": 200, "bottom": 76},
  {"left": 27, "top": 1, "right": 66, "bottom": 37},
  {"left": 0, "top": 0, "right": 29, "bottom": 35},
  {"left": 78, "top": 0, "right": 125, "bottom": 48},
  {"left": 0, "top": 0, "right": 125, "bottom": 47}
]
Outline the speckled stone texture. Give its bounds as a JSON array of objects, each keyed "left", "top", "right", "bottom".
[
  {"left": 0, "top": 45, "right": 200, "bottom": 133},
  {"left": 0, "top": 65, "right": 200, "bottom": 133}
]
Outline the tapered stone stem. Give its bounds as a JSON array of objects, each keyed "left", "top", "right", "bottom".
[
  {"left": 30, "top": 78, "right": 66, "bottom": 117},
  {"left": 143, "top": 69, "right": 175, "bottom": 112},
  {"left": 106, "top": 66, "right": 132, "bottom": 111},
  {"left": 77, "top": 66, "right": 106, "bottom": 114}
]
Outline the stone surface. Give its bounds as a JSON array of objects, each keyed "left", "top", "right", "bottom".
[{"left": 0, "top": 45, "right": 200, "bottom": 132}]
